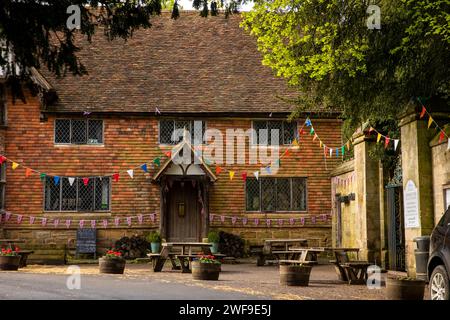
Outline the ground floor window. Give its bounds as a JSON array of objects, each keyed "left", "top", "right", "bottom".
[
  {"left": 44, "top": 177, "right": 110, "bottom": 212},
  {"left": 246, "top": 177, "right": 307, "bottom": 212}
]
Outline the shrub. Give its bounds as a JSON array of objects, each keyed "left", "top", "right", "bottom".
[
  {"left": 147, "top": 231, "right": 162, "bottom": 243},
  {"left": 207, "top": 231, "right": 220, "bottom": 243}
]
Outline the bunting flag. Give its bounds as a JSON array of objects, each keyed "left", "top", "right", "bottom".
[
  {"left": 29, "top": 216, "right": 35, "bottom": 225},
  {"left": 266, "top": 166, "right": 272, "bottom": 175},
  {"left": 209, "top": 215, "right": 214, "bottom": 223},
  {"left": 91, "top": 220, "right": 96, "bottom": 228},
  {"left": 215, "top": 166, "right": 222, "bottom": 175},
  {"left": 220, "top": 215, "right": 225, "bottom": 223},
  {"left": 253, "top": 171, "right": 259, "bottom": 180},
  {"left": 16, "top": 214, "right": 23, "bottom": 224},
  {"left": 150, "top": 213, "right": 156, "bottom": 222},
  {"left": 5, "top": 212, "right": 11, "bottom": 221},
  {"left": 254, "top": 218, "right": 259, "bottom": 226},
  {"left": 384, "top": 136, "right": 390, "bottom": 149},
  {"left": 0, "top": 156, "right": 6, "bottom": 164},
  {"left": 284, "top": 149, "right": 290, "bottom": 157},
  {"left": 79, "top": 220, "right": 84, "bottom": 228},
  {"left": 278, "top": 219, "right": 283, "bottom": 226},
  {"left": 428, "top": 116, "right": 433, "bottom": 129},
  {"left": 329, "top": 148, "right": 333, "bottom": 157},
  {"left": 310, "top": 127, "right": 314, "bottom": 135},
  {"left": 153, "top": 157, "right": 161, "bottom": 166},
  {"left": 420, "top": 106, "right": 426, "bottom": 119},
  {"left": 289, "top": 218, "right": 295, "bottom": 225},
  {"left": 40, "top": 173, "right": 46, "bottom": 182},
  {"left": 229, "top": 171, "right": 235, "bottom": 180},
  {"left": 102, "top": 220, "right": 108, "bottom": 228},
  {"left": 68, "top": 177, "right": 75, "bottom": 186},
  {"left": 65, "top": 219, "right": 71, "bottom": 228},
  {"left": 165, "top": 151, "right": 172, "bottom": 158},
  {"left": 241, "top": 172, "right": 247, "bottom": 181},
  {"left": 25, "top": 168, "right": 33, "bottom": 178},
  {"left": 341, "top": 146, "right": 345, "bottom": 156},
  {"left": 113, "top": 173, "right": 120, "bottom": 182},
  {"left": 346, "top": 141, "right": 350, "bottom": 150},
  {"left": 54, "top": 176, "right": 60, "bottom": 185},
  {"left": 231, "top": 216, "right": 237, "bottom": 225},
  {"left": 300, "top": 217, "right": 305, "bottom": 225},
  {"left": 336, "top": 148, "right": 339, "bottom": 157},
  {"left": 394, "top": 139, "right": 400, "bottom": 151},
  {"left": 114, "top": 217, "right": 120, "bottom": 226},
  {"left": 127, "top": 169, "right": 134, "bottom": 179},
  {"left": 54, "top": 219, "right": 59, "bottom": 227},
  {"left": 266, "top": 219, "right": 271, "bottom": 226},
  {"left": 82, "top": 178, "right": 89, "bottom": 186},
  {"left": 377, "top": 133, "right": 382, "bottom": 143},
  {"left": 12, "top": 162, "right": 19, "bottom": 170},
  {"left": 126, "top": 217, "right": 132, "bottom": 226},
  {"left": 439, "top": 131, "right": 445, "bottom": 143},
  {"left": 140, "top": 164, "right": 148, "bottom": 173},
  {"left": 305, "top": 119, "right": 312, "bottom": 127},
  {"left": 42, "top": 218, "right": 47, "bottom": 226},
  {"left": 313, "top": 134, "right": 318, "bottom": 141},
  {"left": 292, "top": 138, "right": 299, "bottom": 147},
  {"left": 319, "top": 140, "right": 323, "bottom": 148},
  {"left": 155, "top": 107, "right": 161, "bottom": 115},
  {"left": 138, "top": 214, "right": 143, "bottom": 224},
  {"left": 311, "top": 216, "right": 316, "bottom": 224},
  {"left": 369, "top": 127, "right": 374, "bottom": 133},
  {"left": 242, "top": 217, "right": 247, "bottom": 225}
]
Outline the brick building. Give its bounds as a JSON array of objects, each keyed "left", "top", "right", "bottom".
[{"left": 0, "top": 13, "right": 342, "bottom": 259}]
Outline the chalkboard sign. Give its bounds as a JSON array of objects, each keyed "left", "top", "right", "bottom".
[{"left": 76, "top": 228, "right": 97, "bottom": 255}]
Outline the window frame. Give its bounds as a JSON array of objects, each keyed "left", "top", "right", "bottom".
[
  {"left": 158, "top": 119, "right": 207, "bottom": 146},
  {"left": 54, "top": 119, "right": 104, "bottom": 145},
  {"left": 43, "top": 176, "right": 111, "bottom": 212},
  {"left": 245, "top": 177, "right": 308, "bottom": 213},
  {"left": 251, "top": 120, "right": 298, "bottom": 146}
]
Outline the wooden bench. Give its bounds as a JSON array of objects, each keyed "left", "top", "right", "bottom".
[
  {"left": 18, "top": 250, "right": 34, "bottom": 268},
  {"left": 331, "top": 250, "right": 370, "bottom": 284}
]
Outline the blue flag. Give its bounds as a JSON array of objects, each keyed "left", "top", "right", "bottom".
[
  {"left": 140, "top": 164, "right": 148, "bottom": 173},
  {"left": 54, "top": 176, "right": 60, "bottom": 185}
]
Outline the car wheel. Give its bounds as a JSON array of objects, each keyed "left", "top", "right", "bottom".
[{"left": 430, "top": 265, "right": 450, "bottom": 300}]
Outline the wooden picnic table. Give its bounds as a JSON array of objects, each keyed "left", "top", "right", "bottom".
[
  {"left": 280, "top": 247, "right": 325, "bottom": 265},
  {"left": 149, "top": 242, "right": 213, "bottom": 273},
  {"left": 252, "top": 239, "right": 308, "bottom": 266}
]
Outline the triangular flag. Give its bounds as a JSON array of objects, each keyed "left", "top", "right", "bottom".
[
  {"left": 165, "top": 151, "right": 172, "bottom": 158},
  {"left": 127, "top": 169, "right": 134, "bottom": 179},
  {"left": 40, "top": 173, "right": 46, "bottom": 182},
  {"left": 310, "top": 127, "right": 314, "bottom": 135},
  {"left": 65, "top": 219, "right": 71, "bottom": 228},
  {"left": 319, "top": 140, "right": 323, "bottom": 148},
  {"left": 428, "top": 116, "right": 433, "bottom": 129},
  {"left": 336, "top": 148, "right": 339, "bottom": 157},
  {"left": 0, "top": 156, "right": 6, "bottom": 164},
  {"left": 384, "top": 136, "right": 390, "bottom": 148},
  {"left": 54, "top": 176, "right": 60, "bottom": 185},
  {"left": 229, "top": 171, "right": 235, "bottom": 180},
  {"left": 242, "top": 172, "right": 247, "bottom": 181},
  {"left": 341, "top": 146, "right": 345, "bottom": 156},
  {"left": 153, "top": 157, "right": 161, "bottom": 166},
  {"left": 377, "top": 133, "right": 382, "bottom": 143},
  {"left": 394, "top": 139, "right": 400, "bottom": 151},
  {"left": 266, "top": 166, "right": 272, "bottom": 174},
  {"left": 284, "top": 149, "right": 290, "bottom": 157},
  {"left": 420, "top": 106, "right": 426, "bottom": 119},
  {"left": 155, "top": 107, "right": 161, "bottom": 114},
  {"left": 140, "top": 164, "right": 148, "bottom": 173},
  {"left": 29, "top": 216, "right": 35, "bottom": 224},
  {"left": 12, "top": 162, "right": 19, "bottom": 170},
  {"left": 313, "top": 134, "right": 318, "bottom": 141},
  {"left": 102, "top": 220, "right": 108, "bottom": 228},
  {"left": 25, "top": 168, "right": 32, "bottom": 177},
  {"left": 82, "top": 178, "right": 89, "bottom": 186},
  {"left": 292, "top": 138, "right": 299, "bottom": 146},
  {"left": 346, "top": 141, "right": 350, "bottom": 150},
  {"left": 329, "top": 148, "right": 333, "bottom": 157},
  {"left": 305, "top": 119, "right": 312, "bottom": 127},
  {"left": 215, "top": 166, "right": 222, "bottom": 175},
  {"left": 439, "top": 131, "right": 445, "bottom": 143},
  {"left": 68, "top": 177, "right": 75, "bottom": 186},
  {"left": 253, "top": 171, "right": 259, "bottom": 180},
  {"left": 323, "top": 146, "right": 327, "bottom": 157},
  {"left": 112, "top": 173, "right": 119, "bottom": 182}
]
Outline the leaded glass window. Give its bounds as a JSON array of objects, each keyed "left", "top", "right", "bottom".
[
  {"left": 159, "top": 120, "right": 206, "bottom": 145},
  {"left": 252, "top": 120, "right": 297, "bottom": 145},
  {"left": 54, "top": 119, "right": 104, "bottom": 145}
]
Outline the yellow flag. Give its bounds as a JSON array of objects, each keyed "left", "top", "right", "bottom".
[
  {"left": 319, "top": 140, "right": 323, "bottom": 148},
  {"left": 377, "top": 133, "right": 382, "bottom": 143},
  {"left": 12, "top": 162, "right": 19, "bottom": 170},
  {"left": 428, "top": 116, "right": 433, "bottom": 129},
  {"left": 229, "top": 171, "right": 235, "bottom": 180},
  {"left": 346, "top": 141, "right": 350, "bottom": 150},
  {"left": 293, "top": 139, "right": 299, "bottom": 146}
]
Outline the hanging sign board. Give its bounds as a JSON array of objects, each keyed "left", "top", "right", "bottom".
[{"left": 403, "top": 180, "right": 420, "bottom": 228}]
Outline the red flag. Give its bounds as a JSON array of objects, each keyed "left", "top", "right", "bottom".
[
  {"left": 384, "top": 136, "right": 390, "bottom": 149},
  {"left": 284, "top": 149, "right": 290, "bottom": 157},
  {"left": 82, "top": 178, "right": 89, "bottom": 186},
  {"left": 112, "top": 173, "right": 119, "bottom": 182},
  {"left": 215, "top": 166, "right": 222, "bottom": 175},
  {"left": 165, "top": 151, "right": 172, "bottom": 158},
  {"left": 439, "top": 131, "right": 445, "bottom": 143},
  {"left": 242, "top": 172, "right": 247, "bottom": 181},
  {"left": 0, "top": 156, "right": 6, "bottom": 164},
  {"left": 419, "top": 106, "right": 426, "bottom": 119},
  {"left": 25, "top": 168, "right": 33, "bottom": 177}
]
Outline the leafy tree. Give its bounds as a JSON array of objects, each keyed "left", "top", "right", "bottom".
[{"left": 241, "top": 0, "right": 450, "bottom": 134}]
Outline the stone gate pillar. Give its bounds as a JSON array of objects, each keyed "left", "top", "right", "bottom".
[
  {"left": 352, "top": 130, "right": 382, "bottom": 264},
  {"left": 398, "top": 104, "right": 435, "bottom": 276}
]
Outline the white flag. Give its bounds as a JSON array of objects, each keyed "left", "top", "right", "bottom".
[
  {"left": 394, "top": 139, "right": 399, "bottom": 151},
  {"left": 127, "top": 169, "right": 134, "bottom": 179},
  {"left": 448, "top": 138, "right": 450, "bottom": 150},
  {"left": 68, "top": 177, "right": 75, "bottom": 186},
  {"left": 329, "top": 148, "right": 333, "bottom": 157},
  {"left": 253, "top": 171, "right": 259, "bottom": 180}
]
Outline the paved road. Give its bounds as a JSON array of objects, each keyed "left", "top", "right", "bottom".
[{"left": 0, "top": 272, "right": 268, "bottom": 300}]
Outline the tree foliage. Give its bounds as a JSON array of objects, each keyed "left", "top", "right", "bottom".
[{"left": 242, "top": 0, "right": 450, "bottom": 130}]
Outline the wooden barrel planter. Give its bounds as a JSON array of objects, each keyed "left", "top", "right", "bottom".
[
  {"left": 192, "top": 261, "right": 220, "bottom": 280},
  {"left": 386, "top": 277, "right": 425, "bottom": 300},
  {"left": 99, "top": 257, "right": 126, "bottom": 274},
  {"left": 0, "top": 255, "right": 21, "bottom": 271},
  {"left": 280, "top": 264, "right": 312, "bottom": 286}
]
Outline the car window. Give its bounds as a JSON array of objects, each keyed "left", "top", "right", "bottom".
[{"left": 438, "top": 208, "right": 450, "bottom": 227}]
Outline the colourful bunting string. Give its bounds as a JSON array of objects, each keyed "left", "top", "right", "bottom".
[
  {"left": 229, "top": 171, "right": 235, "bottom": 180},
  {"left": 11, "top": 162, "right": 19, "bottom": 170},
  {"left": 140, "top": 164, "right": 148, "bottom": 173},
  {"left": 127, "top": 169, "right": 134, "bottom": 179},
  {"left": 82, "top": 178, "right": 89, "bottom": 186}
]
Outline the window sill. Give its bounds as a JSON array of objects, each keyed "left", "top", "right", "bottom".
[{"left": 54, "top": 144, "right": 105, "bottom": 147}]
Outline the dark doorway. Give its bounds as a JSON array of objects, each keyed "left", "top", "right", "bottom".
[
  {"left": 166, "top": 180, "right": 201, "bottom": 242},
  {"left": 386, "top": 185, "right": 406, "bottom": 271}
]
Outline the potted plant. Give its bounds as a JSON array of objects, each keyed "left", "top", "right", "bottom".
[
  {"left": 386, "top": 276, "right": 425, "bottom": 300},
  {"left": 279, "top": 263, "right": 313, "bottom": 286},
  {"left": 192, "top": 255, "right": 221, "bottom": 280},
  {"left": 207, "top": 231, "right": 220, "bottom": 254},
  {"left": 0, "top": 247, "right": 21, "bottom": 271},
  {"left": 99, "top": 249, "right": 126, "bottom": 274},
  {"left": 147, "top": 231, "right": 162, "bottom": 253}
]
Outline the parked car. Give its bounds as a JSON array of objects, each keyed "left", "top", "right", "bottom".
[{"left": 427, "top": 207, "right": 450, "bottom": 300}]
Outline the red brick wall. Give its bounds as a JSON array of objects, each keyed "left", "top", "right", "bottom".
[{"left": 2, "top": 88, "right": 342, "bottom": 247}]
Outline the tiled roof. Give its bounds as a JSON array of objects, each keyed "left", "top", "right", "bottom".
[{"left": 41, "top": 12, "right": 324, "bottom": 115}]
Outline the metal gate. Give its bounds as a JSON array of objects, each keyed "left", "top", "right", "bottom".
[{"left": 386, "top": 185, "right": 406, "bottom": 271}]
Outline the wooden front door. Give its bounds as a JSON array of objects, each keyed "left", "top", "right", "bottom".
[{"left": 166, "top": 180, "right": 200, "bottom": 242}]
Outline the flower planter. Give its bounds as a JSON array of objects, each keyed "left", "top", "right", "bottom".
[
  {"left": 192, "top": 261, "right": 220, "bottom": 280},
  {"left": 386, "top": 277, "right": 425, "bottom": 300},
  {"left": 151, "top": 242, "right": 161, "bottom": 253},
  {"left": 99, "top": 257, "right": 126, "bottom": 274},
  {"left": 0, "top": 255, "right": 21, "bottom": 271},
  {"left": 279, "top": 264, "right": 312, "bottom": 286},
  {"left": 210, "top": 243, "right": 219, "bottom": 254}
]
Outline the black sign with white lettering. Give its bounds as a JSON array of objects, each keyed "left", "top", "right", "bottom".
[{"left": 76, "top": 228, "right": 96, "bottom": 253}]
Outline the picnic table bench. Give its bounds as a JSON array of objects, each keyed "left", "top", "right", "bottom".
[
  {"left": 327, "top": 248, "right": 370, "bottom": 284},
  {"left": 252, "top": 239, "right": 308, "bottom": 266}
]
